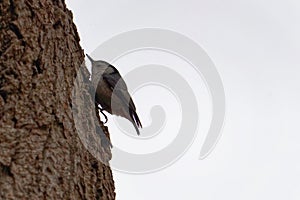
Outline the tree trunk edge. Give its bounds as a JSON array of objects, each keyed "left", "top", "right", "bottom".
[{"left": 0, "top": 0, "right": 116, "bottom": 199}]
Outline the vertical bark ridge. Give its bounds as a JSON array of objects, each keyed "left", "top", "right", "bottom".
[{"left": 0, "top": 0, "right": 115, "bottom": 199}]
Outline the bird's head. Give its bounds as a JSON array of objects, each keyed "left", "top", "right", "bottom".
[{"left": 86, "top": 54, "right": 110, "bottom": 68}]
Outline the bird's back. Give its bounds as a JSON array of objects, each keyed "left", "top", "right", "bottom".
[{"left": 91, "top": 60, "right": 142, "bottom": 135}]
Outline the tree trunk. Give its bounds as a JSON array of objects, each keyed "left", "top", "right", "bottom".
[{"left": 0, "top": 0, "right": 115, "bottom": 199}]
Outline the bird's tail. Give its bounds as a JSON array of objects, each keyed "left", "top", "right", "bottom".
[{"left": 129, "top": 108, "right": 142, "bottom": 135}]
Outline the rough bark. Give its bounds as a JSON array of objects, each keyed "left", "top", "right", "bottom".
[{"left": 0, "top": 0, "right": 115, "bottom": 199}]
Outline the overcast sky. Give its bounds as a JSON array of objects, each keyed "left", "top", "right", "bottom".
[{"left": 66, "top": 1, "right": 300, "bottom": 199}]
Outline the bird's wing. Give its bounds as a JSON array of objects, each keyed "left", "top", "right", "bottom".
[
  {"left": 102, "top": 66, "right": 128, "bottom": 91},
  {"left": 102, "top": 66, "right": 142, "bottom": 135},
  {"left": 113, "top": 88, "right": 142, "bottom": 135},
  {"left": 102, "top": 68, "right": 135, "bottom": 110}
]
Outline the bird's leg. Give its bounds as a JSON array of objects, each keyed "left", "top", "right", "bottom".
[
  {"left": 95, "top": 103, "right": 108, "bottom": 124},
  {"left": 100, "top": 108, "right": 108, "bottom": 124}
]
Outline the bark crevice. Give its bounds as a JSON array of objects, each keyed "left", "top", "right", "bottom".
[{"left": 0, "top": 0, "right": 115, "bottom": 199}]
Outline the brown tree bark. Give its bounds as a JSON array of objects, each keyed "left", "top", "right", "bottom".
[{"left": 0, "top": 0, "right": 115, "bottom": 199}]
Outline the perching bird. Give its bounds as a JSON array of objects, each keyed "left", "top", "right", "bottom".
[{"left": 86, "top": 54, "right": 142, "bottom": 135}]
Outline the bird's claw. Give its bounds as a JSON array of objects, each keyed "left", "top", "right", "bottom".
[{"left": 100, "top": 108, "right": 108, "bottom": 124}]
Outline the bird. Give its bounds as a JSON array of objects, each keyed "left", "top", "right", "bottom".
[{"left": 86, "top": 54, "right": 142, "bottom": 135}]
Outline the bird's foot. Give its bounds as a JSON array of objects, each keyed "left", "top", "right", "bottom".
[{"left": 100, "top": 108, "right": 108, "bottom": 124}]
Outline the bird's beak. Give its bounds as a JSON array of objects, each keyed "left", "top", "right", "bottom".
[{"left": 86, "top": 54, "right": 94, "bottom": 63}]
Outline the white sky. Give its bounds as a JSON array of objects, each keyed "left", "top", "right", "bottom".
[{"left": 66, "top": 0, "right": 300, "bottom": 199}]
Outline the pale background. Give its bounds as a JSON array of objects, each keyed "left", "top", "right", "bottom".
[{"left": 65, "top": 0, "right": 300, "bottom": 199}]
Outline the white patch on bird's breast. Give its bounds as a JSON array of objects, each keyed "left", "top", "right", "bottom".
[{"left": 91, "top": 72, "right": 104, "bottom": 89}]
